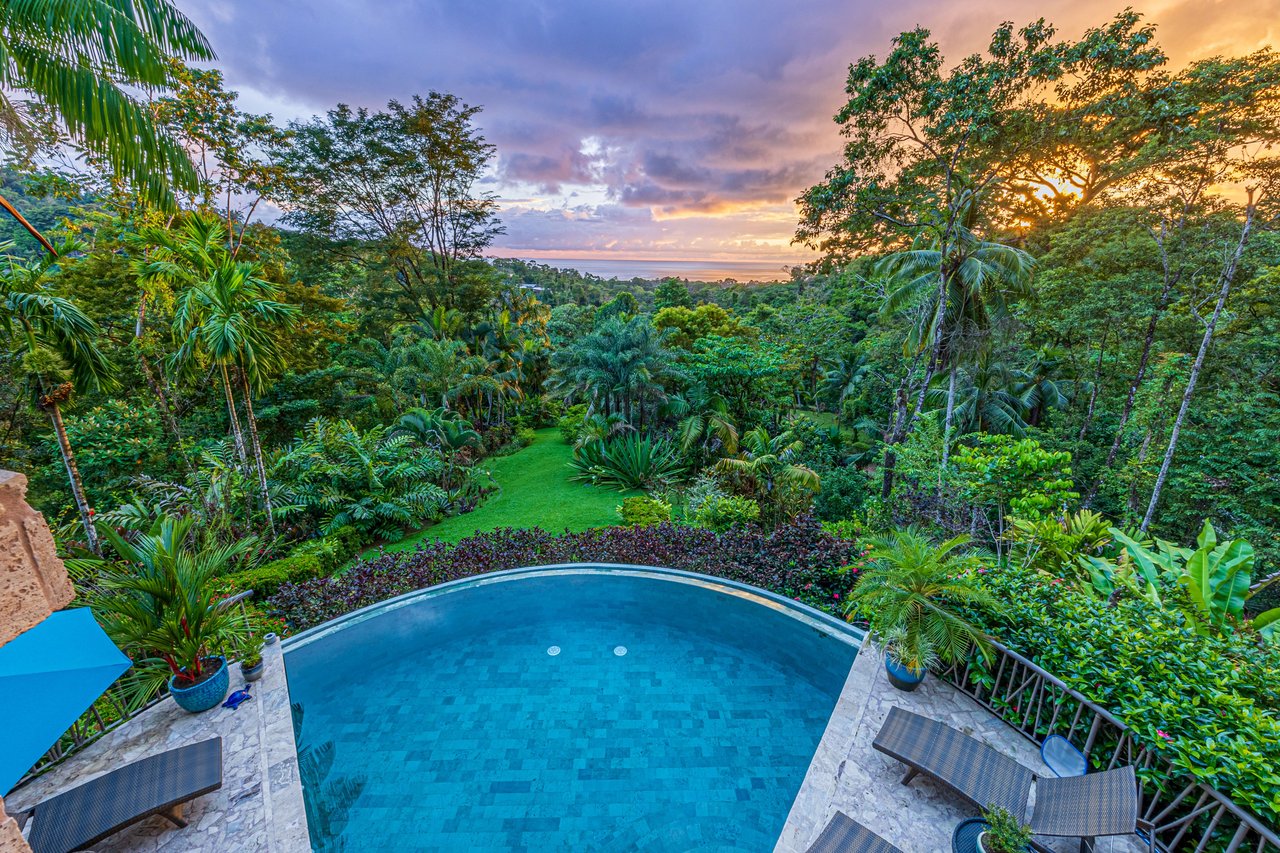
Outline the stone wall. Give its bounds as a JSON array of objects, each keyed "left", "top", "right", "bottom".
[
  {"left": 0, "top": 470, "right": 73, "bottom": 647},
  {"left": 0, "top": 469, "right": 72, "bottom": 853}
]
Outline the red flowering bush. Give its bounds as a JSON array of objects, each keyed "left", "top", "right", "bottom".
[{"left": 269, "top": 516, "right": 868, "bottom": 630}]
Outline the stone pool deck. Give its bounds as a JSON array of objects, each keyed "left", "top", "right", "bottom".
[
  {"left": 6, "top": 643, "right": 306, "bottom": 853},
  {"left": 8, "top": 637, "right": 1144, "bottom": 853},
  {"left": 777, "top": 644, "right": 1141, "bottom": 853}
]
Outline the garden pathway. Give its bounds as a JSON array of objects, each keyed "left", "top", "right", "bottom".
[{"left": 6, "top": 643, "right": 306, "bottom": 853}]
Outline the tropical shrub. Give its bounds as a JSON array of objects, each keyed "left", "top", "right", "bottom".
[
  {"left": 713, "top": 426, "right": 821, "bottom": 524},
  {"left": 278, "top": 417, "right": 448, "bottom": 540},
  {"left": 616, "top": 496, "right": 671, "bottom": 526},
  {"left": 514, "top": 427, "right": 537, "bottom": 447},
  {"left": 692, "top": 494, "right": 761, "bottom": 532},
  {"left": 966, "top": 562, "right": 1280, "bottom": 821},
  {"left": 214, "top": 553, "right": 326, "bottom": 599},
  {"left": 557, "top": 403, "right": 588, "bottom": 444},
  {"left": 812, "top": 464, "right": 868, "bottom": 522},
  {"left": 568, "top": 434, "right": 685, "bottom": 491},
  {"left": 270, "top": 517, "right": 866, "bottom": 630},
  {"left": 953, "top": 435, "right": 1078, "bottom": 522}
]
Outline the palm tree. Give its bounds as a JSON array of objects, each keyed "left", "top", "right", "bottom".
[
  {"left": 548, "top": 315, "right": 673, "bottom": 425},
  {"left": 713, "top": 426, "right": 820, "bottom": 522},
  {"left": 929, "top": 352, "right": 1033, "bottom": 437},
  {"left": 666, "top": 391, "right": 739, "bottom": 459},
  {"left": 820, "top": 355, "right": 869, "bottom": 425},
  {"left": 845, "top": 528, "right": 997, "bottom": 678},
  {"left": 1, "top": 239, "right": 114, "bottom": 552},
  {"left": 0, "top": 0, "right": 214, "bottom": 252},
  {"left": 877, "top": 208, "right": 1035, "bottom": 480},
  {"left": 172, "top": 259, "right": 298, "bottom": 534}
]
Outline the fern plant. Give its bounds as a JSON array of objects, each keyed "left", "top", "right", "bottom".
[{"left": 279, "top": 418, "right": 448, "bottom": 540}]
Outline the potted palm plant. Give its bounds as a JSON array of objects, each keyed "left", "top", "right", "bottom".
[
  {"left": 845, "top": 528, "right": 997, "bottom": 691},
  {"left": 239, "top": 634, "right": 266, "bottom": 683},
  {"left": 84, "top": 516, "right": 258, "bottom": 713},
  {"left": 978, "top": 807, "right": 1034, "bottom": 852}
]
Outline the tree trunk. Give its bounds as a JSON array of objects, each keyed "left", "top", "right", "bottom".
[
  {"left": 220, "top": 362, "right": 248, "bottom": 462},
  {"left": 1141, "top": 207, "right": 1254, "bottom": 532},
  {"left": 1085, "top": 242, "right": 1177, "bottom": 506},
  {"left": 0, "top": 190, "right": 58, "bottom": 257},
  {"left": 1078, "top": 338, "right": 1107, "bottom": 441},
  {"left": 135, "top": 294, "right": 191, "bottom": 471},
  {"left": 240, "top": 371, "right": 276, "bottom": 538},
  {"left": 48, "top": 401, "right": 99, "bottom": 555},
  {"left": 939, "top": 367, "right": 957, "bottom": 486}
]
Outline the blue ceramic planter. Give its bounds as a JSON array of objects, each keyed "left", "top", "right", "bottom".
[
  {"left": 885, "top": 656, "right": 926, "bottom": 691},
  {"left": 169, "top": 656, "right": 229, "bottom": 712}
]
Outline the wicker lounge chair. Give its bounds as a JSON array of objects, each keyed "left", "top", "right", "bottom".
[
  {"left": 872, "top": 707, "right": 1035, "bottom": 819},
  {"left": 1029, "top": 765, "right": 1138, "bottom": 848},
  {"left": 18, "top": 738, "right": 223, "bottom": 853},
  {"left": 804, "top": 812, "right": 904, "bottom": 853}
]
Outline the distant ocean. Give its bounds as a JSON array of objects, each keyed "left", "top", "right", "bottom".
[{"left": 494, "top": 256, "right": 803, "bottom": 283}]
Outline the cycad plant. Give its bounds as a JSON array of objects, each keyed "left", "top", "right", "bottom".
[
  {"left": 846, "top": 528, "right": 997, "bottom": 685},
  {"left": 81, "top": 516, "right": 256, "bottom": 710}
]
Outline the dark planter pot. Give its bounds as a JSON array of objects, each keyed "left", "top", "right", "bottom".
[
  {"left": 243, "top": 661, "right": 264, "bottom": 683},
  {"left": 169, "top": 656, "right": 230, "bottom": 712},
  {"left": 885, "top": 656, "right": 926, "bottom": 691}
]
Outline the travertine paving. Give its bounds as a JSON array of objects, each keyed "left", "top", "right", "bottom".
[
  {"left": 777, "top": 644, "right": 1141, "bottom": 853},
  {"left": 7, "top": 643, "right": 306, "bottom": 853},
  {"left": 8, "top": 632, "right": 1145, "bottom": 853}
]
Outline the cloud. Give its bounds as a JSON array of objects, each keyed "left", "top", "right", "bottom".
[{"left": 183, "top": 0, "right": 1280, "bottom": 263}]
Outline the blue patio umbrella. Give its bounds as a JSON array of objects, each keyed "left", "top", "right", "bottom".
[{"left": 0, "top": 608, "right": 131, "bottom": 795}]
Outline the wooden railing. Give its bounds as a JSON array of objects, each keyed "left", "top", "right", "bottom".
[
  {"left": 13, "top": 591, "right": 257, "bottom": 790},
  {"left": 936, "top": 640, "right": 1280, "bottom": 853}
]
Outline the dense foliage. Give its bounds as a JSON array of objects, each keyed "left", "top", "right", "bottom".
[
  {"left": 967, "top": 563, "right": 1280, "bottom": 820},
  {"left": 269, "top": 517, "right": 865, "bottom": 630}
]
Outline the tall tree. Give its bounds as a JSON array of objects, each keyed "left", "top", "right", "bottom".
[
  {"left": 2, "top": 239, "right": 114, "bottom": 552},
  {"left": 797, "top": 13, "right": 1164, "bottom": 497},
  {"left": 172, "top": 259, "right": 298, "bottom": 534},
  {"left": 0, "top": 0, "right": 214, "bottom": 251},
  {"left": 281, "top": 94, "right": 503, "bottom": 315}
]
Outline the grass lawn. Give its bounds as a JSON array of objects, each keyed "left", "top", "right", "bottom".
[{"left": 366, "top": 428, "right": 632, "bottom": 557}]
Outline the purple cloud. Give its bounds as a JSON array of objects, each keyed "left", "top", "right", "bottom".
[{"left": 183, "top": 0, "right": 1263, "bottom": 263}]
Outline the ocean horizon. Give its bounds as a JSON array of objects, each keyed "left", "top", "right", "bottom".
[{"left": 491, "top": 255, "right": 804, "bottom": 283}]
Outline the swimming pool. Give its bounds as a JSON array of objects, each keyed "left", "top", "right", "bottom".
[{"left": 284, "top": 564, "right": 862, "bottom": 852}]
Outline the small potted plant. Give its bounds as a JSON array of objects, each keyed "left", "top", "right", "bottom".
[
  {"left": 239, "top": 635, "right": 265, "bottom": 683},
  {"left": 86, "top": 517, "right": 257, "bottom": 713},
  {"left": 844, "top": 528, "right": 998, "bottom": 691},
  {"left": 978, "top": 806, "right": 1034, "bottom": 853}
]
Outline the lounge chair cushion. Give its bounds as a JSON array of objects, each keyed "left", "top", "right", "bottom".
[
  {"left": 804, "top": 812, "right": 904, "bottom": 853},
  {"left": 873, "top": 707, "right": 1034, "bottom": 819},
  {"left": 24, "top": 737, "right": 223, "bottom": 853},
  {"left": 1030, "top": 765, "right": 1138, "bottom": 838}
]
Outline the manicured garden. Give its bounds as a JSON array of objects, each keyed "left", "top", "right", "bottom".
[{"left": 365, "top": 428, "right": 631, "bottom": 556}]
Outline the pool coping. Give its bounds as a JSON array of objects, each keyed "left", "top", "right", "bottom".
[{"left": 283, "top": 562, "right": 867, "bottom": 653}]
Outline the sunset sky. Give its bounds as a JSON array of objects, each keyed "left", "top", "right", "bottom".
[{"left": 186, "top": 0, "right": 1279, "bottom": 276}]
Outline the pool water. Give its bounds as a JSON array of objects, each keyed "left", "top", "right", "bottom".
[{"left": 284, "top": 568, "right": 860, "bottom": 852}]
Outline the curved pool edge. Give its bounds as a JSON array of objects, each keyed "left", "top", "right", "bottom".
[{"left": 281, "top": 562, "right": 867, "bottom": 654}]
